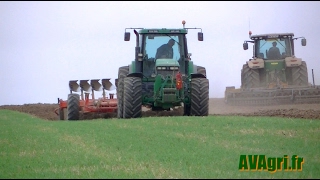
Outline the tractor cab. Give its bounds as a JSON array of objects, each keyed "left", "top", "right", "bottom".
[
  {"left": 124, "top": 21, "right": 203, "bottom": 78},
  {"left": 140, "top": 31, "right": 187, "bottom": 78}
]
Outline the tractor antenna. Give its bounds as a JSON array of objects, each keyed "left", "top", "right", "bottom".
[{"left": 248, "top": 17, "right": 252, "bottom": 38}]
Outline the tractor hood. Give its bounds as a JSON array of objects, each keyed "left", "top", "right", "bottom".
[{"left": 155, "top": 59, "right": 179, "bottom": 67}]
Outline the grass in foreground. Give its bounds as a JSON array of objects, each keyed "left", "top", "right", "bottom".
[{"left": 0, "top": 110, "right": 319, "bottom": 178}]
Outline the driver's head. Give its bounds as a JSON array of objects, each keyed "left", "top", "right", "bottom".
[
  {"left": 168, "top": 39, "right": 175, "bottom": 46},
  {"left": 272, "top": 41, "right": 277, "bottom": 46}
]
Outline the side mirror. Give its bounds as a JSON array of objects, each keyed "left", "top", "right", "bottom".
[
  {"left": 198, "top": 32, "right": 203, "bottom": 41},
  {"left": 124, "top": 32, "right": 130, "bottom": 41},
  {"left": 243, "top": 42, "right": 248, "bottom": 50},
  {"left": 301, "top": 38, "right": 306, "bottom": 46}
]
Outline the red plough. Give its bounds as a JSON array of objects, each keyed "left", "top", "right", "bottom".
[{"left": 54, "top": 79, "right": 118, "bottom": 120}]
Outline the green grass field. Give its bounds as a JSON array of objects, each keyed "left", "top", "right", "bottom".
[{"left": 0, "top": 110, "right": 319, "bottom": 178}]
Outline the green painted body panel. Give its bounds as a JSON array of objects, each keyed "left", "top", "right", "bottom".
[
  {"left": 263, "top": 60, "right": 287, "bottom": 83},
  {"left": 130, "top": 61, "right": 135, "bottom": 73},
  {"left": 188, "top": 61, "right": 194, "bottom": 75},
  {"left": 153, "top": 74, "right": 182, "bottom": 109},
  {"left": 154, "top": 75, "right": 162, "bottom": 97},
  {"left": 155, "top": 59, "right": 179, "bottom": 67},
  {"left": 264, "top": 60, "right": 285, "bottom": 71}
]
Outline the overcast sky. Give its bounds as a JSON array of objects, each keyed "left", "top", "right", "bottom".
[{"left": 1, "top": 1, "right": 320, "bottom": 105}]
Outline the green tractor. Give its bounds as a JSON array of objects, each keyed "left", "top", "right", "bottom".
[
  {"left": 241, "top": 32, "right": 308, "bottom": 89},
  {"left": 117, "top": 21, "right": 209, "bottom": 118},
  {"left": 225, "top": 31, "right": 320, "bottom": 105}
]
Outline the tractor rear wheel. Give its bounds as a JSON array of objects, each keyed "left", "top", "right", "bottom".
[
  {"left": 123, "top": 77, "right": 142, "bottom": 118},
  {"left": 197, "top": 66, "right": 206, "bottom": 77},
  {"left": 190, "top": 78, "right": 209, "bottom": 116},
  {"left": 117, "top": 66, "right": 129, "bottom": 118},
  {"left": 292, "top": 61, "right": 308, "bottom": 86},
  {"left": 67, "top": 94, "right": 80, "bottom": 120},
  {"left": 241, "top": 64, "right": 260, "bottom": 89}
]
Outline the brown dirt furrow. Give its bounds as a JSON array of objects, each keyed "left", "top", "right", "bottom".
[{"left": 1, "top": 98, "right": 319, "bottom": 120}]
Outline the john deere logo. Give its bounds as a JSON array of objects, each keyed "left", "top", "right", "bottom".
[
  {"left": 239, "top": 155, "right": 304, "bottom": 173},
  {"left": 271, "top": 62, "right": 278, "bottom": 65}
]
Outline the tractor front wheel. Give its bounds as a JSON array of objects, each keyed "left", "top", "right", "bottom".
[
  {"left": 117, "top": 66, "right": 129, "bottom": 118},
  {"left": 67, "top": 94, "right": 80, "bottom": 120},
  {"left": 190, "top": 78, "right": 209, "bottom": 116},
  {"left": 123, "top": 77, "right": 142, "bottom": 118}
]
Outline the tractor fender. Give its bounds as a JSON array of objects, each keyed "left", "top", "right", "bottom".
[
  {"left": 191, "top": 63, "right": 206, "bottom": 78},
  {"left": 129, "top": 62, "right": 135, "bottom": 74},
  {"left": 247, "top": 58, "right": 264, "bottom": 69},
  {"left": 127, "top": 72, "right": 143, "bottom": 78},
  {"left": 285, "top": 56, "right": 302, "bottom": 67},
  {"left": 192, "top": 64, "right": 197, "bottom": 74},
  {"left": 190, "top": 73, "right": 206, "bottom": 79}
]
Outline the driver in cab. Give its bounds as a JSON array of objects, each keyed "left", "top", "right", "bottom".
[{"left": 155, "top": 39, "right": 175, "bottom": 59}]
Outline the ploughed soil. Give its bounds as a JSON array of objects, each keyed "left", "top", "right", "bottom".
[{"left": 0, "top": 98, "right": 320, "bottom": 120}]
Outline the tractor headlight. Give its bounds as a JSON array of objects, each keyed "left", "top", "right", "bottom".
[
  {"left": 157, "top": 66, "right": 178, "bottom": 70},
  {"left": 169, "top": 66, "right": 179, "bottom": 70},
  {"left": 157, "top": 66, "right": 167, "bottom": 70}
]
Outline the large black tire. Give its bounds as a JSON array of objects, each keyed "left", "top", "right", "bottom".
[
  {"left": 292, "top": 61, "right": 308, "bottom": 86},
  {"left": 117, "top": 66, "right": 129, "bottom": 118},
  {"left": 190, "top": 78, "right": 209, "bottom": 116},
  {"left": 241, "top": 64, "right": 260, "bottom": 89},
  {"left": 67, "top": 94, "right": 80, "bottom": 120},
  {"left": 197, "top": 66, "right": 206, "bottom": 77},
  {"left": 123, "top": 77, "right": 142, "bottom": 118}
]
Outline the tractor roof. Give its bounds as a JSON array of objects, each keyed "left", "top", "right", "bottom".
[
  {"left": 250, "top": 33, "right": 294, "bottom": 40},
  {"left": 139, "top": 28, "right": 188, "bottom": 34}
]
